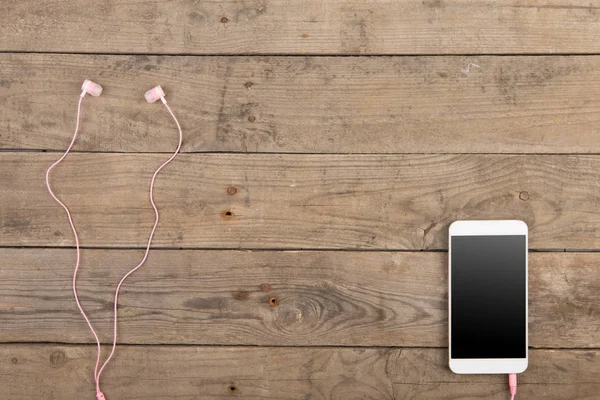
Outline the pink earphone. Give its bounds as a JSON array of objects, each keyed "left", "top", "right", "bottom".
[
  {"left": 81, "top": 79, "right": 103, "bottom": 97},
  {"left": 145, "top": 85, "right": 166, "bottom": 104},
  {"left": 45, "top": 80, "right": 182, "bottom": 400}
]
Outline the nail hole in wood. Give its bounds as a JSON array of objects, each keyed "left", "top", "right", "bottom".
[
  {"left": 221, "top": 16, "right": 229, "bottom": 23},
  {"left": 519, "top": 191, "right": 529, "bottom": 201},
  {"left": 269, "top": 296, "right": 278, "bottom": 306},
  {"left": 228, "top": 384, "right": 237, "bottom": 393},
  {"left": 49, "top": 350, "right": 66, "bottom": 367},
  {"left": 248, "top": 116, "right": 256, "bottom": 122}
]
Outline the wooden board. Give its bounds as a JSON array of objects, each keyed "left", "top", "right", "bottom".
[
  {"left": 0, "top": 248, "right": 597, "bottom": 348},
  {"left": 2, "top": 345, "right": 598, "bottom": 399},
  {"left": 3, "top": 0, "right": 600, "bottom": 397},
  {"left": 2, "top": 1, "right": 600, "bottom": 55},
  {"left": 3, "top": 153, "right": 600, "bottom": 250},
  {"left": 2, "top": 54, "right": 600, "bottom": 153}
]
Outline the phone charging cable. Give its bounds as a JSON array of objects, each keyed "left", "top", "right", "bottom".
[{"left": 509, "top": 373, "right": 517, "bottom": 400}]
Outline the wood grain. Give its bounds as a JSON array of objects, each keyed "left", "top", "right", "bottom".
[
  {"left": 2, "top": 1, "right": 600, "bottom": 55},
  {"left": 3, "top": 0, "right": 600, "bottom": 395},
  {"left": 0, "top": 249, "right": 597, "bottom": 347},
  {"left": 2, "top": 54, "right": 600, "bottom": 153},
  {"left": 3, "top": 153, "right": 600, "bottom": 250},
  {"left": 1, "top": 345, "right": 598, "bottom": 399}
]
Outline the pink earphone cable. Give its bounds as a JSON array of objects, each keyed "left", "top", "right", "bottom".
[
  {"left": 509, "top": 373, "right": 517, "bottom": 400},
  {"left": 45, "top": 92, "right": 105, "bottom": 393},
  {"left": 94, "top": 99, "right": 182, "bottom": 398},
  {"left": 46, "top": 89, "right": 182, "bottom": 400}
]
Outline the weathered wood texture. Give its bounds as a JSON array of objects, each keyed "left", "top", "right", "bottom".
[
  {"left": 0, "top": 249, "right": 597, "bottom": 347},
  {"left": 3, "top": 153, "right": 600, "bottom": 250},
  {"left": 2, "top": 54, "right": 600, "bottom": 153},
  {"left": 3, "top": 0, "right": 600, "bottom": 397},
  {"left": 2, "top": 1, "right": 600, "bottom": 55},
  {"left": 2, "top": 345, "right": 598, "bottom": 400}
]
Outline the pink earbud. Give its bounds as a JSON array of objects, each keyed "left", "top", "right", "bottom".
[
  {"left": 144, "top": 85, "right": 166, "bottom": 104},
  {"left": 81, "top": 79, "right": 103, "bottom": 97}
]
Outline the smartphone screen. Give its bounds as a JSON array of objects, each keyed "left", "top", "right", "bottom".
[{"left": 450, "top": 235, "right": 527, "bottom": 359}]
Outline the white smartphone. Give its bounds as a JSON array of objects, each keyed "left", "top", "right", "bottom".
[{"left": 448, "top": 220, "right": 528, "bottom": 374}]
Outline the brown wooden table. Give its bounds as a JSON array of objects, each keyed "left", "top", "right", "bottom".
[{"left": 1, "top": 1, "right": 599, "bottom": 399}]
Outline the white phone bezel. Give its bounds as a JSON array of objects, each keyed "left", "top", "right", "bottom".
[{"left": 448, "top": 220, "right": 528, "bottom": 374}]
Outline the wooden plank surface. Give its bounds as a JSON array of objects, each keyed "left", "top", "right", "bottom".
[
  {"left": 0, "top": 248, "right": 597, "bottom": 347},
  {"left": 3, "top": 0, "right": 600, "bottom": 397},
  {"left": 2, "top": 54, "right": 600, "bottom": 153},
  {"left": 2, "top": 1, "right": 600, "bottom": 55},
  {"left": 3, "top": 153, "right": 600, "bottom": 250},
  {"left": 2, "top": 345, "right": 598, "bottom": 400}
]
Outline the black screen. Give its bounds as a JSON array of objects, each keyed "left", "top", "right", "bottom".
[{"left": 451, "top": 235, "right": 526, "bottom": 359}]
